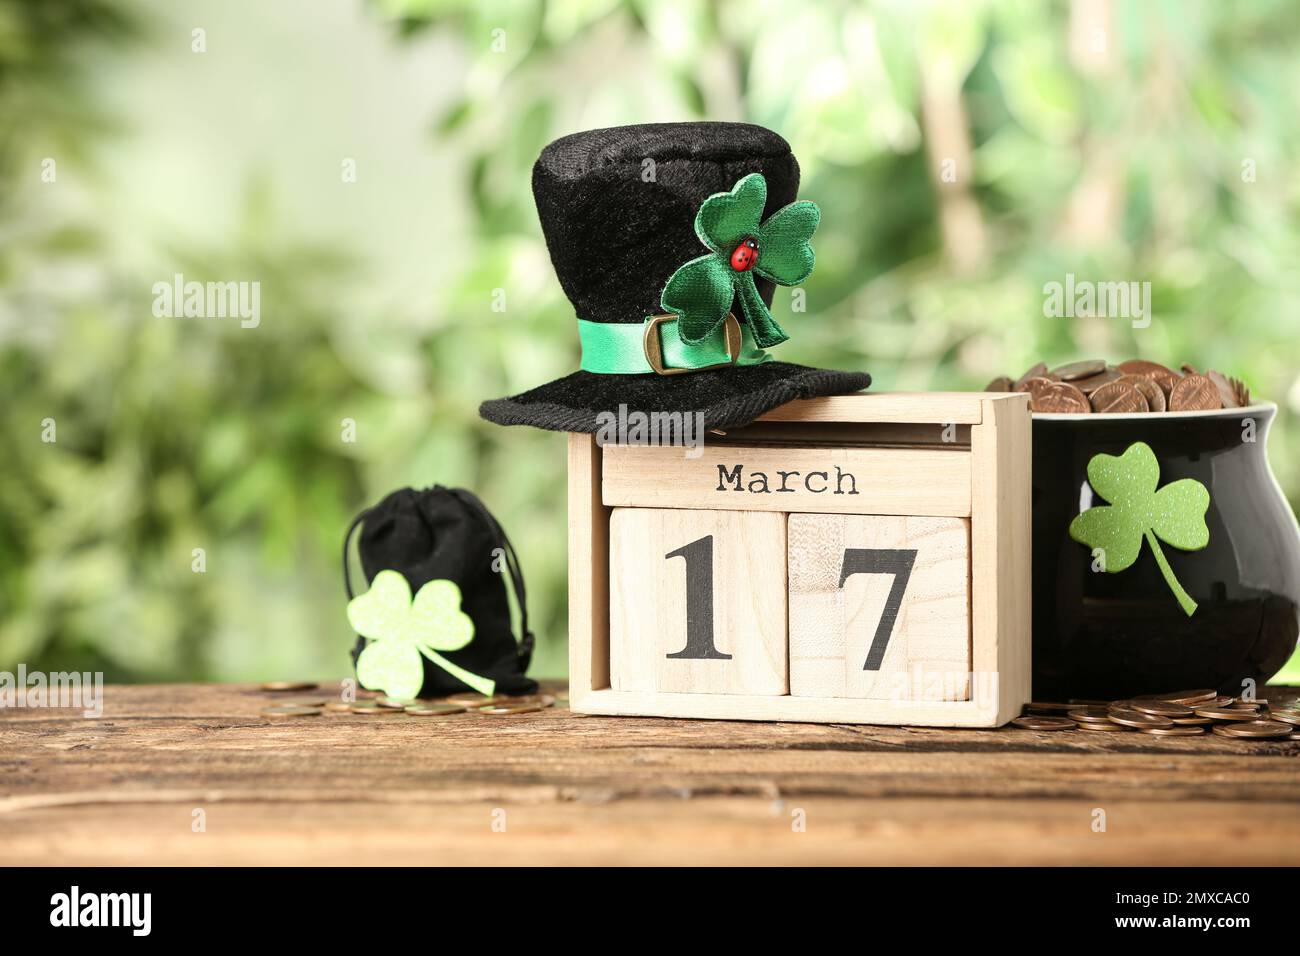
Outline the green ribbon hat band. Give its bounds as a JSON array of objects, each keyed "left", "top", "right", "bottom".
[
  {"left": 576, "top": 171, "right": 819, "bottom": 374},
  {"left": 578, "top": 316, "right": 772, "bottom": 375}
]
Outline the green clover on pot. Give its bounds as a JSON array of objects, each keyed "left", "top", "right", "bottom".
[
  {"left": 661, "top": 172, "right": 820, "bottom": 349},
  {"left": 346, "top": 569, "right": 495, "bottom": 698},
  {"left": 1068, "top": 442, "right": 1210, "bottom": 617}
]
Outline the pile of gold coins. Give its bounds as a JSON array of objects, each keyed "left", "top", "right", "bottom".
[
  {"left": 987, "top": 359, "right": 1251, "bottom": 414},
  {"left": 257, "top": 681, "right": 557, "bottom": 718},
  {"left": 1012, "top": 689, "right": 1299, "bottom": 739}
]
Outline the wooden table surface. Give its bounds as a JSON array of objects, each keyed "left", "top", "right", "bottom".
[{"left": 3, "top": 682, "right": 1299, "bottom": 866}]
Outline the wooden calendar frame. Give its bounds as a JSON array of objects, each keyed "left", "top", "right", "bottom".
[{"left": 566, "top": 392, "right": 1031, "bottom": 727}]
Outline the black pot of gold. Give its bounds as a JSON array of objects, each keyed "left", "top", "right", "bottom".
[{"left": 994, "top": 361, "right": 1300, "bottom": 701}]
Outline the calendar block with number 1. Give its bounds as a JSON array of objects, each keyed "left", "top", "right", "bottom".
[{"left": 567, "top": 392, "right": 1031, "bottom": 727}]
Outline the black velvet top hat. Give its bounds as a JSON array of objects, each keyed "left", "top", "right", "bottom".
[{"left": 479, "top": 122, "right": 870, "bottom": 433}]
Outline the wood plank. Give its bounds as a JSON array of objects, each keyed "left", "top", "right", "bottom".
[
  {"left": 5, "top": 797, "right": 1300, "bottom": 866},
  {"left": 602, "top": 444, "right": 972, "bottom": 517},
  {"left": 712, "top": 420, "right": 972, "bottom": 449},
  {"left": 788, "top": 514, "right": 970, "bottom": 701},
  {"left": 757, "top": 393, "right": 994, "bottom": 425},
  {"left": 567, "top": 433, "right": 609, "bottom": 697},
  {"left": 2, "top": 683, "right": 1298, "bottom": 866},
  {"left": 970, "top": 394, "right": 1033, "bottom": 724},
  {"left": 609, "top": 508, "right": 788, "bottom": 695},
  {"left": 577, "top": 688, "right": 995, "bottom": 726}
]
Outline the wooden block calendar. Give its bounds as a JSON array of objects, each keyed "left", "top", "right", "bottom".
[{"left": 567, "top": 392, "right": 1031, "bottom": 727}]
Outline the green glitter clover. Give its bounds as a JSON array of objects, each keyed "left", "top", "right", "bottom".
[
  {"left": 1068, "top": 441, "right": 1210, "bottom": 617},
  {"left": 661, "top": 172, "right": 820, "bottom": 349},
  {"left": 346, "top": 570, "right": 494, "bottom": 698}
]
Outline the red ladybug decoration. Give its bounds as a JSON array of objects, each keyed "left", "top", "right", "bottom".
[{"left": 729, "top": 236, "right": 759, "bottom": 272}]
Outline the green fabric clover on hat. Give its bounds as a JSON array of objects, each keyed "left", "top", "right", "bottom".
[{"left": 662, "top": 172, "right": 820, "bottom": 349}]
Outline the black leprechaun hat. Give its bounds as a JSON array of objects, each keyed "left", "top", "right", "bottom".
[{"left": 479, "top": 122, "right": 871, "bottom": 433}]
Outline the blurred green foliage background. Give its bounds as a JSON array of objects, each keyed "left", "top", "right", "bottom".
[{"left": 2, "top": 0, "right": 1298, "bottom": 684}]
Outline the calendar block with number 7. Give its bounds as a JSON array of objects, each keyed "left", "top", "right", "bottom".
[
  {"left": 788, "top": 513, "right": 970, "bottom": 702},
  {"left": 567, "top": 392, "right": 1031, "bottom": 728}
]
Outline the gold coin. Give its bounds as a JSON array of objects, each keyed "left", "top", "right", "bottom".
[
  {"left": 1015, "top": 376, "right": 1053, "bottom": 400},
  {"left": 1107, "top": 708, "right": 1173, "bottom": 729},
  {"left": 443, "top": 693, "right": 505, "bottom": 707},
  {"left": 1075, "top": 721, "right": 1130, "bottom": 732},
  {"left": 404, "top": 704, "right": 467, "bottom": 717},
  {"left": 1011, "top": 715, "right": 1076, "bottom": 731},
  {"left": 1195, "top": 707, "right": 1262, "bottom": 721},
  {"left": 1126, "top": 700, "right": 1194, "bottom": 718},
  {"left": 1032, "top": 381, "right": 1092, "bottom": 414},
  {"left": 348, "top": 702, "right": 397, "bottom": 715},
  {"left": 1071, "top": 367, "right": 1122, "bottom": 394},
  {"left": 1169, "top": 373, "right": 1223, "bottom": 411},
  {"left": 1052, "top": 359, "right": 1107, "bottom": 381},
  {"left": 1140, "top": 725, "right": 1205, "bottom": 736},
  {"left": 477, "top": 703, "right": 546, "bottom": 716},
  {"left": 1118, "top": 374, "right": 1166, "bottom": 412},
  {"left": 1212, "top": 721, "right": 1293, "bottom": 739},
  {"left": 1089, "top": 380, "right": 1148, "bottom": 414},
  {"left": 1229, "top": 375, "right": 1252, "bottom": 407},
  {"left": 1169, "top": 716, "right": 1213, "bottom": 726},
  {"left": 1133, "top": 688, "right": 1216, "bottom": 705},
  {"left": 260, "top": 705, "right": 322, "bottom": 718},
  {"left": 376, "top": 696, "right": 415, "bottom": 709},
  {"left": 324, "top": 701, "right": 354, "bottom": 713},
  {"left": 1067, "top": 707, "right": 1115, "bottom": 722},
  {"left": 261, "top": 681, "right": 318, "bottom": 692},
  {"left": 1116, "top": 359, "right": 1181, "bottom": 397},
  {"left": 497, "top": 693, "right": 556, "bottom": 709},
  {"left": 1265, "top": 710, "right": 1300, "bottom": 726},
  {"left": 1206, "top": 369, "right": 1240, "bottom": 409}
]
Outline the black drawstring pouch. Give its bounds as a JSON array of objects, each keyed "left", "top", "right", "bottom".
[{"left": 343, "top": 486, "right": 537, "bottom": 697}]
